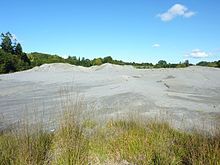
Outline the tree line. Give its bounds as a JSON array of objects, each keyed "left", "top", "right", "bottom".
[
  {"left": 28, "top": 53, "right": 191, "bottom": 69},
  {"left": 1, "top": 32, "right": 219, "bottom": 74},
  {"left": 196, "top": 60, "right": 220, "bottom": 67}
]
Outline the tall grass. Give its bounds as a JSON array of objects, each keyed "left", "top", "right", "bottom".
[
  {"left": 0, "top": 102, "right": 220, "bottom": 165},
  {"left": 49, "top": 110, "right": 89, "bottom": 165},
  {"left": 90, "top": 120, "right": 220, "bottom": 164},
  {"left": 0, "top": 121, "right": 53, "bottom": 165}
]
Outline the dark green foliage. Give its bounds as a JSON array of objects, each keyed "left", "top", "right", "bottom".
[
  {"left": 152, "top": 59, "right": 194, "bottom": 68},
  {"left": 154, "top": 60, "right": 166, "bottom": 68},
  {"left": 14, "top": 43, "right": 22, "bottom": 55},
  {"left": 103, "top": 56, "right": 113, "bottom": 63},
  {"left": 66, "top": 56, "right": 77, "bottom": 65},
  {"left": 28, "top": 52, "right": 66, "bottom": 66},
  {"left": 217, "top": 60, "right": 220, "bottom": 67},
  {"left": 197, "top": 60, "right": 220, "bottom": 68},
  {"left": 197, "top": 61, "right": 209, "bottom": 66},
  {"left": 0, "top": 32, "right": 14, "bottom": 54},
  {"left": 0, "top": 32, "right": 31, "bottom": 73},
  {"left": 0, "top": 53, "right": 17, "bottom": 73},
  {"left": 20, "top": 53, "right": 31, "bottom": 64},
  {"left": 158, "top": 60, "right": 167, "bottom": 66},
  {"left": 66, "top": 56, "right": 91, "bottom": 67},
  {"left": 0, "top": 49, "right": 16, "bottom": 73},
  {"left": 184, "top": 59, "right": 189, "bottom": 67}
]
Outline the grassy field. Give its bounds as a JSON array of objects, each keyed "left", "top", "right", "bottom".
[{"left": 0, "top": 105, "right": 220, "bottom": 165}]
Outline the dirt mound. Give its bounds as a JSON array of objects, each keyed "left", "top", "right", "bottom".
[
  {"left": 91, "top": 63, "right": 134, "bottom": 72},
  {"left": 28, "top": 63, "right": 88, "bottom": 72},
  {"left": 28, "top": 63, "right": 134, "bottom": 73}
]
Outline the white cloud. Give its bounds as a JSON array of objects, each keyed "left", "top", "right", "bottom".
[
  {"left": 183, "top": 11, "right": 195, "bottom": 18},
  {"left": 152, "top": 44, "right": 160, "bottom": 48},
  {"left": 186, "top": 49, "right": 210, "bottom": 58},
  {"left": 158, "top": 4, "right": 195, "bottom": 22}
]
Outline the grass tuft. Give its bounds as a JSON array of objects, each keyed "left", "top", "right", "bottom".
[{"left": 0, "top": 105, "right": 220, "bottom": 164}]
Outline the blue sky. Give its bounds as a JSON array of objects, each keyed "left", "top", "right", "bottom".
[{"left": 0, "top": 0, "right": 219, "bottom": 64}]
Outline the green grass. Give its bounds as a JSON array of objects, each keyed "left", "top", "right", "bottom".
[
  {"left": 0, "top": 110, "right": 220, "bottom": 165},
  {"left": 0, "top": 125, "right": 53, "bottom": 165}
]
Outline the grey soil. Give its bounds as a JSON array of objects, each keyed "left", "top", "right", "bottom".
[{"left": 0, "top": 63, "right": 220, "bottom": 132}]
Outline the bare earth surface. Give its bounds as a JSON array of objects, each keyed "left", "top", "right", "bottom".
[{"left": 0, "top": 63, "right": 220, "bottom": 132}]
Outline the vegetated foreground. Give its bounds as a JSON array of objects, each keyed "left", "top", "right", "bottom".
[{"left": 0, "top": 103, "right": 220, "bottom": 165}]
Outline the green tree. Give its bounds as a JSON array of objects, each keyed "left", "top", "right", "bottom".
[
  {"left": 103, "top": 56, "right": 113, "bottom": 63},
  {"left": 92, "top": 58, "right": 102, "bottom": 65},
  {"left": 184, "top": 60, "right": 189, "bottom": 67},
  {"left": 0, "top": 32, "right": 13, "bottom": 54},
  {"left": 14, "top": 43, "right": 23, "bottom": 55},
  {"left": 0, "top": 52, "right": 17, "bottom": 73},
  {"left": 154, "top": 60, "right": 168, "bottom": 68},
  {"left": 196, "top": 61, "right": 209, "bottom": 66},
  {"left": 0, "top": 32, "right": 31, "bottom": 73},
  {"left": 66, "top": 56, "right": 77, "bottom": 65},
  {"left": 21, "top": 53, "right": 31, "bottom": 64},
  {"left": 217, "top": 60, "right": 220, "bottom": 68},
  {"left": 84, "top": 59, "right": 91, "bottom": 67},
  {"left": 158, "top": 60, "right": 167, "bottom": 66}
]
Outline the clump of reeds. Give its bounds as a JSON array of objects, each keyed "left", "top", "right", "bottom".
[{"left": 0, "top": 98, "right": 219, "bottom": 165}]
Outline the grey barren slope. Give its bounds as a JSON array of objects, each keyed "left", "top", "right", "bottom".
[{"left": 0, "top": 63, "right": 220, "bottom": 132}]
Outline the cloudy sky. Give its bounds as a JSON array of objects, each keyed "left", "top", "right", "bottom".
[{"left": 0, "top": 0, "right": 219, "bottom": 64}]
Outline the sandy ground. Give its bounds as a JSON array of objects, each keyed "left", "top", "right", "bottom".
[{"left": 0, "top": 63, "right": 220, "bottom": 132}]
